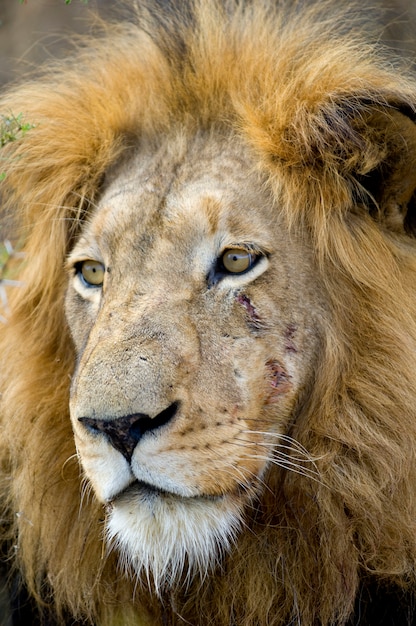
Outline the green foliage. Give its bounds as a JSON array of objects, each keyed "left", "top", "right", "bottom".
[
  {"left": 0, "top": 113, "right": 34, "bottom": 148},
  {"left": 0, "top": 241, "right": 25, "bottom": 282},
  {"left": 0, "top": 242, "right": 9, "bottom": 270},
  {"left": 0, "top": 113, "right": 35, "bottom": 181},
  {"left": 0, "top": 240, "right": 25, "bottom": 323}
]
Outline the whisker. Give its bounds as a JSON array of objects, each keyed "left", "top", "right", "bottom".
[
  {"left": 242, "top": 430, "right": 316, "bottom": 457},
  {"left": 234, "top": 437, "right": 320, "bottom": 464},
  {"left": 240, "top": 453, "right": 323, "bottom": 485},
  {"left": 79, "top": 476, "right": 94, "bottom": 514},
  {"left": 228, "top": 428, "right": 323, "bottom": 482},
  {"left": 241, "top": 430, "right": 326, "bottom": 467}
]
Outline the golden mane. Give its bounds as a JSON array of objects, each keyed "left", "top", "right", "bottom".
[{"left": 2, "top": 1, "right": 416, "bottom": 624}]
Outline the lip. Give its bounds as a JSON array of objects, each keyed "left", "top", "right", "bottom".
[
  {"left": 107, "top": 480, "right": 165, "bottom": 505},
  {"left": 107, "top": 479, "right": 225, "bottom": 507}
]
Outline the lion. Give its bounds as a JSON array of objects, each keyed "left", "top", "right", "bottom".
[{"left": 2, "top": 1, "right": 416, "bottom": 624}]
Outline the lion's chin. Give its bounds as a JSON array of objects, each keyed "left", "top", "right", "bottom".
[{"left": 105, "top": 481, "right": 244, "bottom": 593}]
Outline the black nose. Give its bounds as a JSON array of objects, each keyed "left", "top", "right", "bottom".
[{"left": 79, "top": 402, "right": 179, "bottom": 462}]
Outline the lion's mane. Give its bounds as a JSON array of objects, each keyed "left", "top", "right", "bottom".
[{"left": 2, "top": 1, "right": 416, "bottom": 625}]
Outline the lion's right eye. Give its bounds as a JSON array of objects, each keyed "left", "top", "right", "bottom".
[{"left": 75, "top": 260, "right": 105, "bottom": 288}]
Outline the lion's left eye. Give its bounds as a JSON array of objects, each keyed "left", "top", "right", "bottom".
[
  {"left": 76, "top": 260, "right": 105, "bottom": 287},
  {"left": 208, "top": 247, "right": 265, "bottom": 287},
  {"left": 221, "top": 248, "right": 257, "bottom": 274}
]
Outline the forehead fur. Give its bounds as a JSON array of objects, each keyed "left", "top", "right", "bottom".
[{"left": 87, "top": 132, "right": 272, "bottom": 245}]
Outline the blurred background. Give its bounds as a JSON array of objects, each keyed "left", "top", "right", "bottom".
[{"left": 0, "top": 0, "right": 115, "bottom": 85}]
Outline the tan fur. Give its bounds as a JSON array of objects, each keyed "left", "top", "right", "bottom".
[{"left": 2, "top": 1, "right": 416, "bottom": 624}]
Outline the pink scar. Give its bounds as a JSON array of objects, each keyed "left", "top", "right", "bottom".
[
  {"left": 236, "top": 294, "right": 262, "bottom": 328},
  {"left": 265, "top": 359, "right": 292, "bottom": 403},
  {"left": 285, "top": 323, "right": 298, "bottom": 353}
]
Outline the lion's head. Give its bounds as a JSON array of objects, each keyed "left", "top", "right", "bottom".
[
  {"left": 66, "top": 131, "right": 326, "bottom": 591},
  {"left": 2, "top": 2, "right": 416, "bottom": 625}
]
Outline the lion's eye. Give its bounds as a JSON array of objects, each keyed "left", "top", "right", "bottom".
[
  {"left": 221, "top": 248, "right": 256, "bottom": 274},
  {"left": 76, "top": 260, "right": 105, "bottom": 287},
  {"left": 208, "top": 246, "right": 266, "bottom": 287}
]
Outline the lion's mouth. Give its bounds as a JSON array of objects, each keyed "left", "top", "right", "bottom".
[
  {"left": 107, "top": 480, "right": 171, "bottom": 506},
  {"left": 107, "top": 479, "right": 223, "bottom": 508}
]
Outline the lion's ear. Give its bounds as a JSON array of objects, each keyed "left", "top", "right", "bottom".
[{"left": 354, "top": 108, "right": 416, "bottom": 235}]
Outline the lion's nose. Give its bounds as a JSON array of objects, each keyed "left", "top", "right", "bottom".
[{"left": 78, "top": 402, "right": 179, "bottom": 462}]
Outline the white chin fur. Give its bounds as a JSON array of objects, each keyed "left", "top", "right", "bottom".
[{"left": 106, "top": 486, "right": 243, "bottom": 594}]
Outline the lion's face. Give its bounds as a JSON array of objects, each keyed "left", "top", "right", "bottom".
[{"left": 65, "top": 132, "right": 325, "bottom": 588}]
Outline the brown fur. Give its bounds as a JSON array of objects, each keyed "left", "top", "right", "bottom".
[{"left": 2, "top": 1, "right": 416, "bottom": 624}]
